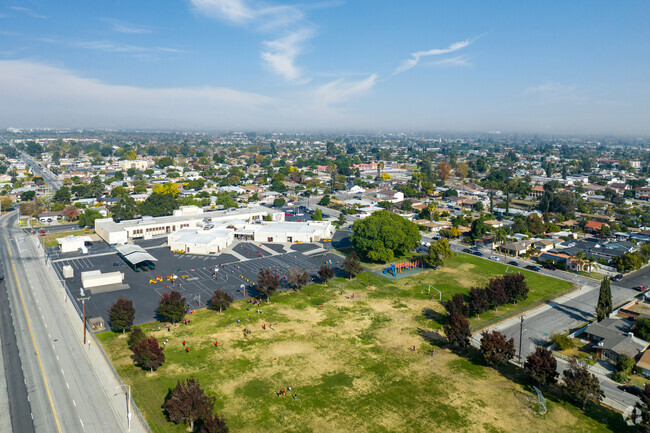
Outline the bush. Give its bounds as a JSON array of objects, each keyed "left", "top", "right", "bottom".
[
  {"left": 550, "top": 333, "right": 575, "bottom": 350},
  {"left": 127, "top": 327, "right": 145, "bottom": 350},
  {"left": 611, "top": 370, "right": 629, "bottom": 384}
]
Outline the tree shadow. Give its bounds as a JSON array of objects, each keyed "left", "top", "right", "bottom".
[{"left": 421, "top": 307, "right": 448, "bottom": 327}]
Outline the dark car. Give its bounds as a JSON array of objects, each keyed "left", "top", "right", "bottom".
[
  {"left": 612, "top": 274, "right": 624, "bottom": 282},
  {"left": 542, "top": 263, "right": 557, "bottom": 271},
  {"left": 462, "top": 248, "right": 473, "bottom": 254},
  {"left": 508, "top": 261, "right": 519, "bottom": 266},
  {"left": 619, "top": 385, "right": 643, "bottom": 397},
  {"left": 525, "top": 265, "right": 541, "bottom": 272},
  {"left": 472, "top": 251, "right": 484, "bottom": 257}
]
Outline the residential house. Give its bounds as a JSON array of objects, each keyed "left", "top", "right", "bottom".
[
  {"left": 582, "top": 318, "right": 649, "bottom": 364},
  {"left": 498, "top": 240, "right": 532, "bottom": 257},
  {"left": 584, "top": 220, "right": 609, "bottom": 234}
]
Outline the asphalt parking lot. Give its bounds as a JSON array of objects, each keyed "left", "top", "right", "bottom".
[{"left": 52, "top": 240, "right": 343, "bottom": 326}]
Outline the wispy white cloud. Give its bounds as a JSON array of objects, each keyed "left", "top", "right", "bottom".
[
  {"left": 190, "top": 0, "right": 318, "bottom": 81},
  {"left": 524, "top": 82, "right": 586, "bottom": 104},
  {"left": 38, "top": 36, "right": 187, "bottom": 57},
  {"left": 313, "top": 74, "right": 377, "bottom": 109},
  {"left": 261, "top": 29, "right": 313, "bottom": 81},
  {"left": 101, "top": 18, "right": 154, "bottom": 34},
  {"left": 0, "top": 60, "right": 276, "bottom": 129},
  {"left": 9, "top": 6, "right": 46, "bottom": 19},
  {"left": 394, "top": 39, "right": 472, "bottom": 75},
  {"left": 428, "top": 55, "right": 472, "bottom": 67}
]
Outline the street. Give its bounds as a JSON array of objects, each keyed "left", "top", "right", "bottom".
[{"left": 0, "top": 211, "right": 144, "bottom": 432}]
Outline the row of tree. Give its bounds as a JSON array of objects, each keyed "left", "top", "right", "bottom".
[{"left": 444, "top": 274, "right": 530, "bottom": 320}]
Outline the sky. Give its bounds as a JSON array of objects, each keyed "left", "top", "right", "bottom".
[{"left": 0, "top": 1, "right": 649, "bottom": 135}]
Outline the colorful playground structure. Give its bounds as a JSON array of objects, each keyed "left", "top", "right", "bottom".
[{"left": 383, "top": 259, "right": 425, "bottom": 277}]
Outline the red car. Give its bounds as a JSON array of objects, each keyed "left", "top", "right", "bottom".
[{"left": 635, "top": 285, "right": 647, "bottom": 292}]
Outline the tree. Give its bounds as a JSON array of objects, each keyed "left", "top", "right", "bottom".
[
  {"left": 132, "top": 337, "right": 165, "bottom": 372},
  {"left": 444, "top": 312, "right": 470, "bottom": 350},
  {"left": 77, "top": 208, "right": 103, "bottom": 227},
  {"left": 634, "top": 385, "right": 650, "bottom": 432},
  {"left": 480, "top": 330, "right": 515, "bottom": 366},
  {"left": 596, "top": 277, "right": 612, "bottom": 322},
  {"left": 467, "top": 287, "right": 489, "bottom": 318},
  {"left": 288, "top": 268, "right": 309, "bottom": 290},
  {"left": 311, "top": 209, "right": 323, "bottom": 221},
  {"left": 20, "top": 190, "right": 35, "bottom": 201},
  {"left": 486, "top": 279, "right": 508, "bottom": 311},
  {"left": 443, "top": 294, "right": 469, "bottom": 317},
  {"left": 156, "top": 290, "right": 186, "bottom": 323},
  {"left": 200, "top": 412, "right": 229, "bottom": 433},
  {"left": 273, "top": 197, "right": 286, "bottom": 207},
  {"left": 469, "top": 218, "right": 487, "bottom": 240},
  {"left": 524, "top": 346, "right": 558, "bottom": 386},
  {"left": 318, "top": 264, "right": 334, "bottom": 285},
  {"left": 437, "top": 161, "right": 452, "bottom": 181},
  {"left": 343, "top": 251, "right": 363, "bottom": 278},
  {"left": 549, "top": 333, "right": 574, "bottom": 350},
  {"left": 127, "top": 327, "right": 146, "bottom": 350},
  {"left": 634, "top": 317, "right": 650, "bottom": 341},
  {"left": 209, "top": 289, "right": 233, "bottom": 314},
  {"left": 257, "top": 268, "right": 280, "bottom": 301},
  {"left": 52, "top": 186, "right": 71, "bottom": 203},
  {"left": 455, "top": 162, "right": 469, "bottom": 179},
  {"left": 164, "top": 378, "right": 215, "bottom": 431},
  {"left": 124, "top": 149, "right": 137, "bottom": 161},
  {"left": 140, "top": 192, "right": 178, "bottom": 217},
  {"left": 111, "top": 196, "right": 138, "bottom": 221},
  {"left": 502, "top": 274, "right": 529, "bottom": 304},
  {"left": 108, "top": 298, "right": 135, "bottom": 333},
  {"left": 319, "top": 195, "right": 331, "bottom": 206},
  {"left": 526, "top": 213, "right": 545, "bottom": 234},
  {"left": 156, "top": 156, "right": 174, "bottom": 168},
  {"left": 424, "top": 238, "right": 453, "bottom": 267},
  {"left": 62, "top": 205, "right": 81, "bottom": 221},
  {"left": 562, "top": 358, "right": 604, "bottom": 410},
  {"left": 89, "top": 176, "right": 106, "bottom": 199},
  {"left": 351, "top": 210, "right": 421, "bottom": 263}
]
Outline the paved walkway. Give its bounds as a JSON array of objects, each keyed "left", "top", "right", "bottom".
[{"left": 0, "top": 334, "right": 12, "bottom": 432}]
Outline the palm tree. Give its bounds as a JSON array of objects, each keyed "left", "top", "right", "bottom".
[
  {"left": 575, "top": 251, "right": 586, "bottom": 273},
  {"left": 377, "top": 161, "right": 384, "bottom": 179},
  {"left": 426, "top": 201, "right": 437, "bottom": 222},
  {"left": 494, "top": 228, "right": 508, "bottom": 261},
  {"left": 586, "top": 256, "right": 596, "bottom": 276}
]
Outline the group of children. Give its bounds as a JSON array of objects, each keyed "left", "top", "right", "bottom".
[{"left": 276, "top": 386, "right": 297, "bottom": 400}]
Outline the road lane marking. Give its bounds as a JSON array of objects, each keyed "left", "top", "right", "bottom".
[
  {"left": 5, "top": 237, "right": 63, "bottom": 433},
  {"left": 79, "top": 417, "right": 85, "bottom": 430},
  {"left": 72, "top": 399, "right": 75, "bottom": 405},
  {"left": 67, "top": 382, "right": 70, "bottom": 389}
]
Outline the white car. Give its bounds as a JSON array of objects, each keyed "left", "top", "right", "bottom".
[{"left": 489, "top": 255, "right": 500, "bottom": 261}]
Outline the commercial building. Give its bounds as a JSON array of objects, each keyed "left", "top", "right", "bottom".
[{"left": 95, "top": 205, "right": 283, "bottom": 244}]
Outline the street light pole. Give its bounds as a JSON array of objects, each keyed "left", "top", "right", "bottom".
[
  {"left": 115, "top": 384, "right": 132, "bottom": 431},
  {"left": 518, "top": 316, "right": 525, "bottom": 363},
  {"left": 77, "top": 288, "right": 90, "bottom": 345}
]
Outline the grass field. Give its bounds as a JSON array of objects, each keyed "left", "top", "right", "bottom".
[
  {"left": 40, "top": 228, "right": 92, "bottom": 247},
  {"left": 98, "top": 256, "right": 618, "bottom": 433}
]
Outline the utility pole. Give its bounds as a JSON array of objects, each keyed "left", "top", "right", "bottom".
[
  {"left": 77, "top": 288, "right": 91, "bottom": 345},
  {"left": 518, "top": 316, "right": 525, "bottom": 363},
  {"left": 115, "top": 384, "right": 132, "bottom": 431}
]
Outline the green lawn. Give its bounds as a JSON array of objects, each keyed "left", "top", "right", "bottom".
[
  {"left": 95, "top": 254, "right": 616, "bottom": 433},
  {"left": 40, "top": 228, "right": 92, "bottom": 247}
]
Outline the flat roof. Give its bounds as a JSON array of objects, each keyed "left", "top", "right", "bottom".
[{"left": 97, "top": 205, "right": 277, "bottom": 233}]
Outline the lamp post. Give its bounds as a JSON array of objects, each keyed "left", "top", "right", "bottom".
[
  {"left": 115, "top": 384, "right": 132, "bottom": 431},
  {"left": 77, "top": 288, "right": 90, "bottom": 345},
  {"left": 240, "top": 284, "right": 246, "bottom": 299},
  {"left": 518, "top": 316, "right": 525, "bottom": 364}
]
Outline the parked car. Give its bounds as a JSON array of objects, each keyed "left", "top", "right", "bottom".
[
  {"left": 612, "top": 274, "right": 624, "bottom": 282},
  {"left": 489, "top": 255, "right": 500, "bottom": 261},
  {"left": 619, "top": 385, "right": 644, "bottom": 397},
  {"left": 635, "top": 285, "right": 648, "bottom": 292},
  {"left": 462, "top": 248, "right": 473, "bottom": 254},
  {"left": 472, "top": 251, "right": 484, "bottom": 257},
  {"left": 542, "top": 264, "right": 557, "bottom": 271},
  {"left": 508, "top": 261, "right": 519, "bottom": 266},
  {"left": 525, "top": 265, "right": 541, "bottom": 272}
]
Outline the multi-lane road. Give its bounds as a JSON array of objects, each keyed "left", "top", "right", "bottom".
[{"left": 0, "top": 211, "right": 142, "bottom": 432}]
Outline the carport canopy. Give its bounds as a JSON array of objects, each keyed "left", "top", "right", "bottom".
[{"left": 116, "top": 244, "right": 158, "bottom": 265}]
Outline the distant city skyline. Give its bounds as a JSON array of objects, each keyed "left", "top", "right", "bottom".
[{"left": 0, "top": 1, "right": 648, "bottom": 134}]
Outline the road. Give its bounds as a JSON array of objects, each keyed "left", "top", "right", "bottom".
[
  {"left": 0, "top": 211, "right": 141, "bottom": 432},
  {"left": 22, "top": 153, "right": 62, "bottom": 191}
]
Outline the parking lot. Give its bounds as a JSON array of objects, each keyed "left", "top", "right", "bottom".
[{"left": 52, "top": 240, "right": 343, "bottom": 325}]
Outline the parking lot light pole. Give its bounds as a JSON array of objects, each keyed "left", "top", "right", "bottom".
[
  {"left": 116, "top": 384, "right": 131, "bottom": 431},
  {"left": 518, "top": 316, "right": 525, "bottom": 364},
  {"left": 77, "top": 288, "right": 90, "bottom": 345}
]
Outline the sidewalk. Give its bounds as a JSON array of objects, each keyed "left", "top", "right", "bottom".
[{"left": 30, "top": 234, "right": 150, "bottom": 433}]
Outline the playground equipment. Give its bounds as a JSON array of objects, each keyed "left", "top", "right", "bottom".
[{"left": 383, "top": 259, "right": 425, "bottom": 277}]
